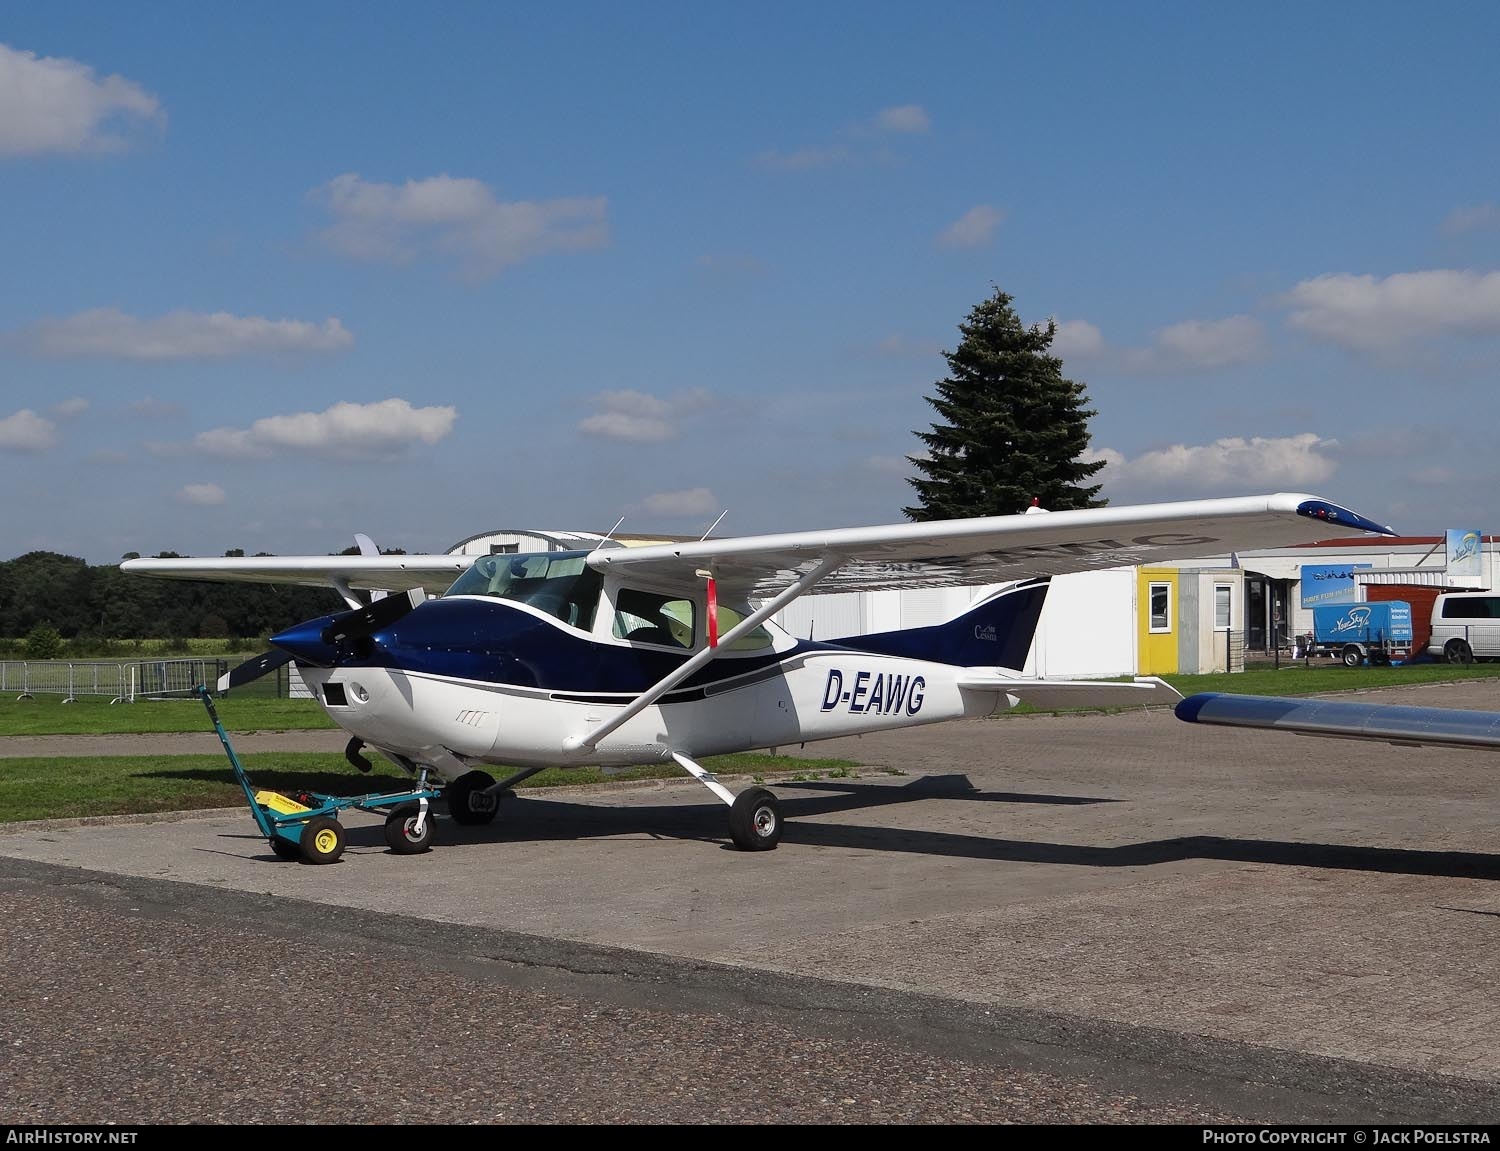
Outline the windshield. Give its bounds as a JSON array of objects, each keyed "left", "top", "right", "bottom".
[{"left": 445, "top": 550, "right": 603, "bottom": 632}]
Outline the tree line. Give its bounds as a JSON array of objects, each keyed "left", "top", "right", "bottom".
[{"left": 0, "top": 550, "right": 358, "bottom": 649}]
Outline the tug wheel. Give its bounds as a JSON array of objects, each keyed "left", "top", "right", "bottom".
[
  {"left": 447, "top": 771, "right": 499, "bottom": 826},
  {"left": 269, "top": 836, "right": 301, "bottom": 860},
  {"left": 384, "top": 803, "right": 435, "bottom": 854},
  {"left": 299, "top": 816, "right": 345, "bottom": 864},
  {"left": 729, "top": 787, "right": 782, "bottom": 852}
]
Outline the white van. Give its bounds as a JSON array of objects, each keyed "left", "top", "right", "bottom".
[{"left": 1427, "top": 592, "right": 1500, "bottom": 663}]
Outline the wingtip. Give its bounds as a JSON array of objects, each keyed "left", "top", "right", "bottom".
[
  {"left": 1174, "top": 692, "right": 1218, "bottom": 723},
  {"left": 1294, "top": 498, "right": 1395, "bottom": 537}
]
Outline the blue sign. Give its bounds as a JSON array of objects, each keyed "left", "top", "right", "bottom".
[{"left": 1300, "top": 563, "right": 1371, "bottom": 608}]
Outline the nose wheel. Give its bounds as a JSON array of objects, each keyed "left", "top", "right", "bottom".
[{"left": 446, "top": 770, "right": 499, "bottom": 825}]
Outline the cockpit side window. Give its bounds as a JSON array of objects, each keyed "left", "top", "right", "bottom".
[
  {"left": 612, "top": 588, "right": 697, "bottom": 648},
  {"left": 713, "top": 605, "right": 774, "bottom": 651},
  {"left": 444, "top": 551, "right": 602, "bottom": 632}
]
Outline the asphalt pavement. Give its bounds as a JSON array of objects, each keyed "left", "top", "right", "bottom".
[{"left": 4, "top": 678, "right": 1500, "bottom": 1124}]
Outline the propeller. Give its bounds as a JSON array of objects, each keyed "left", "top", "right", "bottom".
[
  {"left": 216, "top": 649, "right": 294, "bottom": 692},
  {"left": 319, "top": 587, "right": 423, "bottom": 646},
  {"left": 217, "top": 588, "right": 425, "bottom": 692}
]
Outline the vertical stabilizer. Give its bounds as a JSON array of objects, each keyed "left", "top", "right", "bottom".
[{"left": 834, "top": 579, "right": 1049, "bottom": 668}]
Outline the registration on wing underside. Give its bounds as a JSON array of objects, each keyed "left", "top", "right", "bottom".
[{"left": 806, "top": 532, "right": 1224, "bottom": 592}]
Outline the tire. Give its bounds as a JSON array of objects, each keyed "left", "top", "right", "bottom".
[
  {"left": 384, "top": 803, "right": 434, "bottom": 854},
  {"left": 729, "top": 787, "right": 783, "bottom": 852},
  {"left": 299, "top": 816, "right": 345, "bottom": 864},
  {"left": 446, "top": 770, "right": 499, "bottom": 826},
  {"left": 1446, "top": 639, "right": 1474, "bottom": 665},
  {"left": 1341, "top": 645, "right": 1363, "bottom": 668},
  {"left": 269, "top": 835, "right": 301, "bottom": 860}
]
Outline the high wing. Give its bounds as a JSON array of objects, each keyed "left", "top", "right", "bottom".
[
  {"left": 587, "top": 493, "right": 1392, "bottom": 599},
  {"left": 119, "top": 554, "right": 472, "bottom": 597},
  {"left": 1175, "top": 693, "right": 1500, "bottom": 751}
]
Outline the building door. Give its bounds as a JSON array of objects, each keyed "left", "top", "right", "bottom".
[{"left": 1246, "top": 577, "right": 1267, "bottom": 651}]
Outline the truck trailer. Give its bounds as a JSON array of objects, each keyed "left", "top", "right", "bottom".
[{"left": 1302, "top": 601, "right": 1414, "bottom": 667}]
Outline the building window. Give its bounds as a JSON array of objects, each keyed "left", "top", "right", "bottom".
[
  {"left": 489, "top": 543, "right": 519, "bottom": 555},
  {"left": 1214, "top": 585, "right": 1232, "bottom": 630},
  {"left": 1149, "top": 582, "right": 1171, "bottom": 633}
]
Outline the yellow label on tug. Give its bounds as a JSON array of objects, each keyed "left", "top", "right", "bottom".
[{"left": 255, "top": 790, "right": 313, "bottom": 816}]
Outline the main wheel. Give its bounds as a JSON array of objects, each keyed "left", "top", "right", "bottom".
[
  {"left": 1446, "top": 638, "right": 1474, "bottom": 665},
  {"left": 729, "top": 787, "right": 783, "bottom": 851},
  {"left": 384, "top": 803, "right": 435, "bottom": 854},
  {"left": 299, "top": 816, "right": 345, "bottom": 864},
  {"left": 1341, "top": 645, "right": 1363, "bottom": 667},
  {"left": 269, "top": 835, "right": 301, "bottom": 860},
  {"left": 446, "top": 770, "right": 499, "bottom": 826}
]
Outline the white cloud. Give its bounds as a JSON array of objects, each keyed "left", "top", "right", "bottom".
[
  {"left": 758, "top": 105, "right": 928, "bottom": 172},
  {"left": 577, "top": 389, "right": 711, "bottom": 443},
  {"left": 640, "top": 487, "right": 718, "bottom": 518},
  {"left": 128, "top": 397, "right": 181, "bottom": 419},
  {"left": 1086, "top": 433, "right": 1338, "bottom": 492},
  {"left": 13, "top": 308, "right": 353, "bottom": 361},
  {"left": 1050, "top": 319, "right": 1105, "bottom": 360},
  {"left": 312, "top": 173, "right": 609, "bottom": 279},
  {"left": 1408, "top": 466, "right": 1458, "bottom": 486},
  {"left": 864, "top": 455, "right": 913, "bottom": 477},
  {"left": 1056, "top": 314, "right": 1264, "bottom": 372},
  {"left": 191, "top": 398, "right": 456, "bottom": 461},
  {"left": 1129, "top": 315, "right": 1266, "bottom": 371},
  {"left": 0, "top": 42, "right": 163, "bottom": 156},
  {"left": 50, "top": 396, "right": 89, "bottom": 418},
  {"left": 874, "top": 333, "right": 944, "bottom": 359},
  {"left": 1283, "top": 270, "right": 1500, "bottom": 351},
  {"left": 175, "top": 483, "right": 226, "bottom": 507},
  {"left": 753, "top": 146, "right": 855, "bottom": 172},
  {"left": 1441, "top": 203, "right": 1500, "bottom": 235},
  {"left": 937, "top": 205, "right": 1004, "bottom": 249},
  {"left": 0, "top": 408, "right": 56, "bottom": 452},
  {"left": 876, "top": 104, "right": 930, "bottom": 134}
]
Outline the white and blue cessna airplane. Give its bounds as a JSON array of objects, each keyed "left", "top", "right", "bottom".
[{"left": 124, "top": 493, "right": 1390, "bottom": 851}]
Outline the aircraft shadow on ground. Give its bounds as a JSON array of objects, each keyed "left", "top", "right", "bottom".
[{"left": 269, "top": 772, "right": 1500, "bottom": 882}]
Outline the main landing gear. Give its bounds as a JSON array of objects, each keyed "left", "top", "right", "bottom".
[
  {"left": 444, "top": 757, "right": 784, "bottom": 851},
  {"left": 672, "top": 752, "right": 784, "bottom": 851}
]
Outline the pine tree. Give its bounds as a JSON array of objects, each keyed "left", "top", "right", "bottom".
[{"left": 904, "top": 288, "right": 1106, "bottom": 520}]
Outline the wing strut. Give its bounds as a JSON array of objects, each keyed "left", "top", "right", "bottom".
[{"left": 562, "top": 556, "right": 842, "bottom": 753}]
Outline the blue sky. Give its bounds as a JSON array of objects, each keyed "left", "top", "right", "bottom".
[{"left": 3, "top": 2, "right": 1499, "bottom": 562}]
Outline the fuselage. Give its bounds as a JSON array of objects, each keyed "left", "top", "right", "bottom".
[{"left": 291, "top": 594, "right": 1011, "bottom": 780}]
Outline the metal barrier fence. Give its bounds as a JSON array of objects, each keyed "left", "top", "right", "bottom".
[{"left": 3, "top": 658, "right": 228, "bottom": 702}]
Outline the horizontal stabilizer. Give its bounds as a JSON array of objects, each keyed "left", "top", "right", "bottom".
[
  {"left": 1175, "top": 693, "right": 1500, "bottom": 750},
  {"left": 957, "top": 674, "right": 1182, "bottom": 711}
]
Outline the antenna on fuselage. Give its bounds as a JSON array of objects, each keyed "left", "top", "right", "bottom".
[
  {"left": 588, "top": 515, "right": 627, "bottom": 557},
  {"left": 699, "top": 510, "right": 728, "bottom": 541}
]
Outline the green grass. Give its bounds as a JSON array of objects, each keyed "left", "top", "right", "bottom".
[
  {"left": 1163, "top": 662, "right": 1500, "bottom": 698},
  {"left": 995, "top": 662, "right": 1500, "bottom": 716},
  {"left": 0, "top": 749, "right": 862, "bottom": 824},
  {"left": 0, "top": 694, "right": 336, "bottom": 736}
]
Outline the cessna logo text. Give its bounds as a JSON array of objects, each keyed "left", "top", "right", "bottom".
[{"left": 821, "top": 669, "right": 925, "bottom": 715}]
